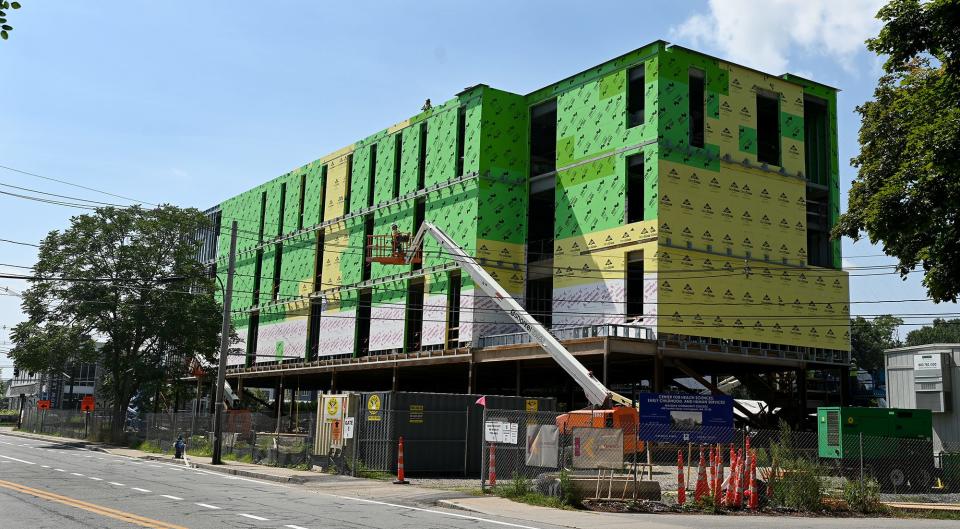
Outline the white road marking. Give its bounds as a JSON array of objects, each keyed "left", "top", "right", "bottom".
[
  {"left": 0, "top": 455, "right": 35, "bottom": 465},
  {"left": 41, "top": 465, "right": 50, "bottom": 468},
  {"left": 70, "top": 473, "right": 84, "bottom": 477},
  {"left": 89, "top": 477, "right": 103, "bottom": 481},
  {"left": 161, "top": 495, "right": 183, "bottom": 500},
  {"left": 195, "top": 503, "right": 221, "bottom": 510},
  {"left": 285, "top": 525, "right": 310, "bottom": 529},
  {"left": 238, "top": 513, "right": 269, "bottom": 521},
  {"left": 108, "top": 482, "right": 125, "bottom": 486},
  {"left": 131, "top": 487, "right": 152, "bottom": 493},
  {"left": 54, "top": 468, "right": 65, "bottom": 472},
  {"left": 329, "top": 494, "right": 542, "bottom": 529},
  {"left": 148, "top": 464, "right": 163, "bottom": 468}
]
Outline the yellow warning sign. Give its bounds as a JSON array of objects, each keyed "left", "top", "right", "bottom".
[
  {"left": 525, "top": 399, "right": 539, "bottom": 413},
  {"left": 322, "top": 396, "right": 343, "bottom": 423},
  {"left": 367, "top": 394, "right": 382, "bottom": 422}
]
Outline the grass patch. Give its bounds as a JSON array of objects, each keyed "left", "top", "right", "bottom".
[
  {"left": 222, "top": 452, "right": 254, "bottom": 464},
  {"left": 353, "top": 460, "right": 393, "bottom": 480},
  {"left": 137, "top": 440, "right": 165, "bottom": 454},
  {"left": 493, "top": 472, "right": 576, "bottom": 510}
]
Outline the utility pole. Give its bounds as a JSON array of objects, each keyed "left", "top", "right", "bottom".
[{"left": 211, "top": 221, "right": 237, "bottom": 465}]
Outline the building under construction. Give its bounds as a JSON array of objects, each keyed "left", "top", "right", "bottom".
[{"left": 201, "top": 40, "right": 850, "bottom": 423}]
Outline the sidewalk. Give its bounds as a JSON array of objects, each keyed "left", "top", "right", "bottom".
[
  {"left": 3, "top": 427, "right": 956, "bottom": 529},
  {"left": 0, "top": 427, "right": 473, "bottom": 508}
]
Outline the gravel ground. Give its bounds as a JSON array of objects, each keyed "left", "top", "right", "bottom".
[{"left": 881, "top": 493, "right": 960, "bottom": 504}]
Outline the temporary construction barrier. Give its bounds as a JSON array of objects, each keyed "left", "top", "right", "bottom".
[
  {"left": 393, "top": 437, "right": 409, "bottom": 484},
  {"left": 677, "top": 449, "right": 686, "bottom": 506},
  {"left": 355, "top": 391, "right": 555, "bottom": 476}
]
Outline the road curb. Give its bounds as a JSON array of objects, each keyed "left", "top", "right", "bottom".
[
  {"left": 0, "top": 429, "right": 311, "bottom": 484},
  {"left": 435, "top": 499, "right": 483, "bottom": 513},
  {"left": 0, "top": 429, "right": 105, "bottom": 450},
  {"left": 136, "top": 454, "right": 311, "bottom": 484}
]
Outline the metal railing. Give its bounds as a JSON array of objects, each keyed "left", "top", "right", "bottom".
[{"left": 477, "top": 323, "right": 655, "bottom": 349}]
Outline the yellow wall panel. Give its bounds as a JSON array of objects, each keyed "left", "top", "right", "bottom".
[
  {"left": 658, "top": 159, "right": 808, "bottom": 262},
  {"left": 656, "top": 247, "right": 850, "bottom": 350},
  {"left": 553, "top": 220, "right": 659, "bottom": 290}
]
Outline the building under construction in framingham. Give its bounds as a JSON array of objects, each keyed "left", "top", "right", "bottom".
[{"left": 199, "top": 40, "right": 850, "bottom": 421}]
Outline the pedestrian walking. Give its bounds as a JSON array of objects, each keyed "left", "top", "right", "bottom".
[{"left": 174, "top": 434, "right": 185, "bottom": 459}]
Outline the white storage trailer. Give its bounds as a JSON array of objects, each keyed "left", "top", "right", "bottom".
[{"left": 885, "top": 343, "right": 960, "bottom": 454}]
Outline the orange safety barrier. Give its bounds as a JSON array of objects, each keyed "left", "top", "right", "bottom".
[
  {"left": 488, "top": 444, "right": 497, "bottom": 487},
  {"left": 724, "top": 447, "right": 737, "bottom": 506},
  {"left": 677, "top": 449, "right": 686, "bottom": 506},
  {"left": 393, "top": 436, "right": 409, "bottom": 484},
  {"left": 733, "top": 448, "right": 746, "bottom": 508},
  {"left": 706, "top": 446, "right": 715, "bottom": 500},
  {"left": 748, "top": 449, "right": 759, "bottom": 510},
  {"left": 694, "top": 446, "right": 709, "bottom": 503},
  {"left": 714, "top": 444, "right": 723, "bottom": 505}
]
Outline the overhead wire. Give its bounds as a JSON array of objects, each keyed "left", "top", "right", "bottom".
[{"left": 0, "top": 163, "right": 155, "bottom": 206}]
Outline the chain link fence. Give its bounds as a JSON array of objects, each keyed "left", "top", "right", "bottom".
[
  {"left": 480, "top": 409, "right": 960, "bottom": 502},
  {"left": 18, "top": 407, "right": 316, "bottom": 469}
]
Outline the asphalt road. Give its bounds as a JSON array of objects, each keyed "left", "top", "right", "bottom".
[{"left": 0, "top": 431, "right": 561, "bottom": 529}]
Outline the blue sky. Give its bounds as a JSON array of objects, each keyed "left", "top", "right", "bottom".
[{"left": 1, "top": 1, "right": 956, "bottom": 379}]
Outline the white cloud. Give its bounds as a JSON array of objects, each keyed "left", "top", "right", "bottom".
[{"left": 671, "top": 0, "right": 885, "bottom": 74}]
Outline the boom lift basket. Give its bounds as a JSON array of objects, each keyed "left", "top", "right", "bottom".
[{"left": 367, "top": 233, "right": 422, "bottom": 265}]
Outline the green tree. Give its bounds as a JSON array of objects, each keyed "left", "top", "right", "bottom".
[
  {"left": 905, "top": 318, "right": 960, "bottom": 346},
  {"left": 0, "top": 1, "right": 22, "bottom": 41},
  {"left": 835, "top": 0, "right": 960, "bottom": 302},
  {"left": 850, "top": 315, "right": 903, "bottom": 372},
  {"left": 8, "top": 206, "right": 221, "bottom": 437}
]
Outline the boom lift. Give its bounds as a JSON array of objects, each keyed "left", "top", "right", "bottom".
[{"left": 368, "top": 222, "right": 643, "bottom": 454}]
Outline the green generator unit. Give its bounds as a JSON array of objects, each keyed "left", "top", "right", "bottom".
[
  {"left": 818, "top": 407, "right": 932, "bottom": 458},
  {"left": 817, "top": 407, "right": 935, "bottom": 491}
]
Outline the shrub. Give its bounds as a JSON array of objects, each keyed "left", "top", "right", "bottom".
[
  {"left": 767, "top": 421, "right": 825, "bottom": 511},
  {"left": 186, "top": 435, "right": 213, "bottom": 457},
  {"left": 500, "top": 472, "right": 533, "bottom": 498},
  {"left": 843, "top": 478, "right": 882, "bottom": 514},
  {"left": 558, "top": 469, "right": 581, "bottom": 508}
]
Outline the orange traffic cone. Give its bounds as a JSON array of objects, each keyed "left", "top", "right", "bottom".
[
  {"left": 677, "top": 449, "right": 686, "bottom": 506},
  {"left": 724, "top": 450, "right": 738, "bottom": 506},
  {"left": 488, "top": 444, "right": 497, "bottom": 487},
  {"left": 733, "top": 449, "right": 746, "bottom": 508},
  {"left": 706, "top": 446, "right": 715, "bottom": 498},
  {"left": 714, "top": 445, "right": 723, "bottom": 505},
  {"left": 394, "top": 436, "right": 409, "bottom": 484},
  {"left": 748, "top": 450, "right": 759, "bottom": 510},
  {"left": 695, "top": 446, "right": 709, "bottom": 502}
]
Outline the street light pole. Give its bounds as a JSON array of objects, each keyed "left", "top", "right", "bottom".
[{"left": 211, "top": 221, "right": 237, "bottom": 465}]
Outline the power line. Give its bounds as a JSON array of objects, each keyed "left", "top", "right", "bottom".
[
  {"left": 0, "top": 181, "right": 129, "bottom": 208},
  {"left": 0, "top": 164, "right": 155, "bottom": 206},
  {"left": 0, "top": 189, "right": 100, "bottom": 210},
  {"left": 0, "top": 238, "right": 40, "bottom": 248}
]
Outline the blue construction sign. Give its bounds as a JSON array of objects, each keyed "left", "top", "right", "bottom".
[{"left": 636, "top": 393, "right": 734, "bottom": 443}]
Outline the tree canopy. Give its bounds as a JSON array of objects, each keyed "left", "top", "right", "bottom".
[
  {"left": 905, "top": 318, "right": 960, "bottom": 346},
  {"left": 0, "top": 1, "right": 21, "bottom": 41},
  {"left": 835, "top": 0, "right": 960, "bottom": 302},
  {"left": 8, "top": 205, "right": 221, "bottom": 434},
  {"left": 850, "top": 315, "right": 903, "bottom": 372}
]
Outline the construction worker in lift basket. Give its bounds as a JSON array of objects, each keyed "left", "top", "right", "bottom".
[{"left": 391, "top": 224, "right": 410, "bottom": 259}]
